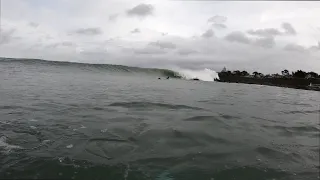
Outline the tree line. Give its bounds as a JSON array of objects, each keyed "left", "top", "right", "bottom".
[{"left": 220, "top": 68, "right": 319, "bottom": 79}]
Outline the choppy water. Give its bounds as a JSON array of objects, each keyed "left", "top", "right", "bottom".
[{"left": 0, "top": 59, "right": 319, "bottom": 180}]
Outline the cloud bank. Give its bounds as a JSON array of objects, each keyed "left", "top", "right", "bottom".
[
  {"left": 127, "top": 3, "right": 154, "bottom": 17},
  {"left": 0, "top": 0, "right": 319, "bottom": 74}
]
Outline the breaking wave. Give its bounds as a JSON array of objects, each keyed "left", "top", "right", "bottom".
[
  {"left": 0, "top": 58, "right": 219, "bottom": 81},
  {"left": 175, "top": 68, "right": 219, "bottom": 81}
]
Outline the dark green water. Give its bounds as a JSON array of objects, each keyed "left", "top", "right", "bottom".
[{"left": 0, "top": 59, "right": 319, "bottom": 180}]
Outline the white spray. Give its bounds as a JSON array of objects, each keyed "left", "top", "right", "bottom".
[{"left": 174, "top": 68, "right": 219, "bottom": 81}]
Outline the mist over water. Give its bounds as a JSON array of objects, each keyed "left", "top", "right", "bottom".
[{"left": 0, "top": 59, "right": 319, "bottom": 180}]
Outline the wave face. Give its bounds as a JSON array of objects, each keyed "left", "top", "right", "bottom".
[{"left": 0, "top": 58, "right": 219, "bottom": 81}]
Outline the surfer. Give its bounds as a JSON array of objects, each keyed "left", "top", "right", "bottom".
[
  {"left": 166, "top": 76, "right": 169, "bottom": 79},
  {"left": 158, "top": 77, "right": 161, "bottom": 80}
]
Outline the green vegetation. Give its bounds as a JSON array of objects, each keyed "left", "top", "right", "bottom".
[
  {"left": 219, "top": 68, "right": 319, "bottom": 79},
  {"left": 216, "top": 68, "right": 320, "bottom": 91}
]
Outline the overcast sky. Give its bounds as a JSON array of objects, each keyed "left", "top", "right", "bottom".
[{"left": 1, "top": 0, "right": 320, "bottom": 73}]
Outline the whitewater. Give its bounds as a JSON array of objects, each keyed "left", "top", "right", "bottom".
[{"left": 173, "top": 68, "right": 219, "bottom": 81}]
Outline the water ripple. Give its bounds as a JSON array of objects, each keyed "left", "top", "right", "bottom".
[{"left": 109, "top": 102, "right": 204, "bottom": 110}]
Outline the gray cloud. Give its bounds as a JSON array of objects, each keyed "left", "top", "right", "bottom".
[
  {"left": 74, "top": 28, "right": 102, "bottom": 35},
  {"left": 28, "top": 22, "right": 39, "bottom": 28},
  {"left": 213, "top": 23, "right": 227, "bottom": 29},
  {"left": 202, "top": 29, "right": 214, "bottom": 38},
  {"left": 127, "top": 4, "right": 154, "bottom": 17},
  {"left": 283, "top": 43, "right": 305, "bottom": 52},
  {"left": 208, "top": 15, "right": 227, "bottom": 24},
  {"left": 208, "top": 15, "right": 227, "bottom": 30},
  {"left": 108, "top": 14, "right": 119, "bottom": 21},
  {"left": 45, "top": 35, "right": 53, "bottom": 40},
  {"left": 177, "top": 49, "right": 197, "bottom": 56},
  {"left": 162, "top": 32, "right": 168, "bottom": 36},
  {"left": 45, "top": 43, "right": 59, "bottom": 49},
  {"left": 309, "top": 42, "right": 320, "bottom": 51},
  {"left": 224, "top": 31, "right": 251, "bottom": 44},
  {"left": 254, "top": 37, "right": 275, "bottom": 48},
  {"left": 248, "top": 23, "right": 296, "bottom": 38},
  {"left": 0, "top": 29, "right": 16, "bottom": 45},
  {"left": 134, "top": 47, "right": 167, "bottom": 55},
  {"left": 45, "top": 41, "right": 74, "bottom": 49},
  {"left": 131, "top": 28, "right": 140, "bottom": 33},
  {"left": 61, "top": 41, "right": 74, "bottom": 47},
  {"left": 149, "top": 41, "right": 176, "bottom": 49},
  {"left": 282, "top": 22, "right": 296, "bottom": 35},
  {"left": 247, "top": 28, "right": 282, "bottom": 37}
]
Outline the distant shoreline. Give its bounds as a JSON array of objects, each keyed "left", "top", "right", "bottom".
[{"left": 215, "top": 71, "right": 320, "bottom": 91}]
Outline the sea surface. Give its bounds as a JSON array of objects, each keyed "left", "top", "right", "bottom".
[{"left": 0, "top": 59, "right": 319, "bottom": 180}]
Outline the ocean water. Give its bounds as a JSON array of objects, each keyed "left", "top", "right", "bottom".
[{"left": 0, "top": 59, "right": 319, "bottom": 180}]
